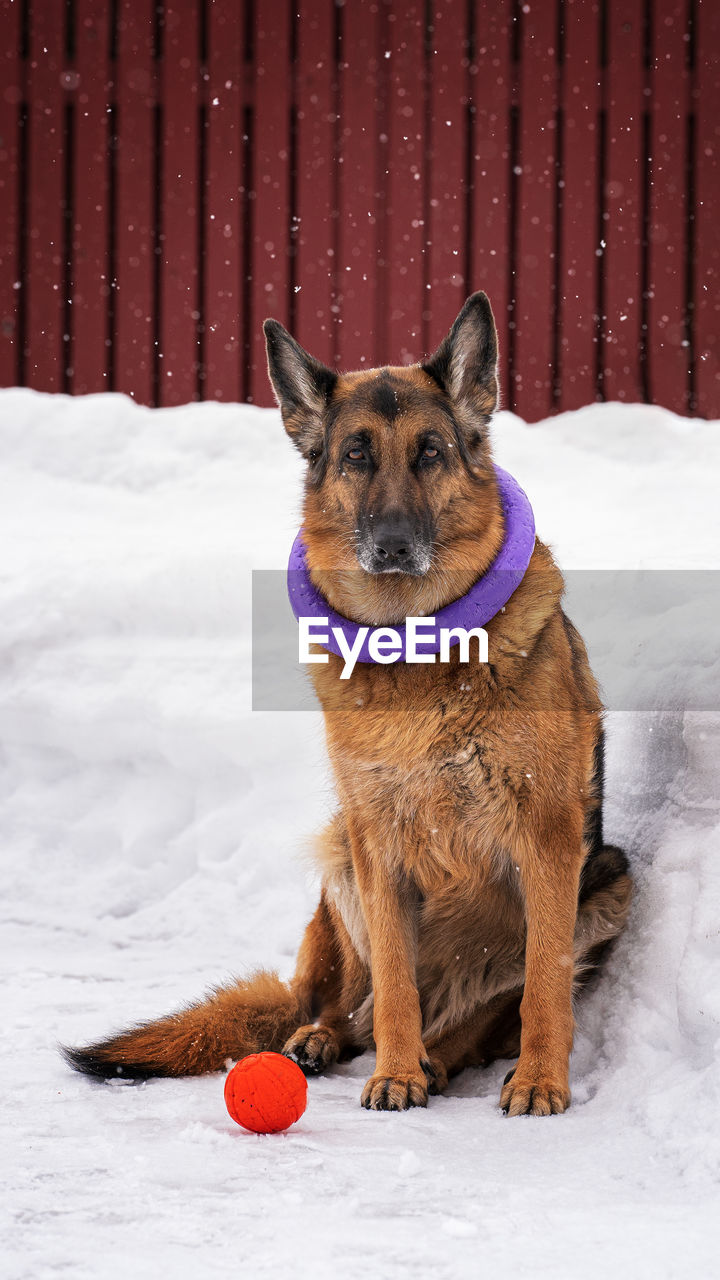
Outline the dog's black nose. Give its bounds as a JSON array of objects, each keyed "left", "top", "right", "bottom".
[
  {"left": 373, "top": 519, "right": 413, "bottom": 561},
  {"left": 375, "top": 534, "right": 409, "bottom": 560}
]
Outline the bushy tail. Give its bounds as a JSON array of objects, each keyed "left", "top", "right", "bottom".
[{"left": 62, "top": 971, "right": 307, "bottom": 1081}]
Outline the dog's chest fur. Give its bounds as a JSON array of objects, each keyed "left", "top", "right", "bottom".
[{"left": 325, "top": 680, "right": 535, "bottom": 889}]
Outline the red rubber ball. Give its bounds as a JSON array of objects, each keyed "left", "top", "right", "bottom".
[{"left": 224, "top": 1052, "right": 308, "bottom": 1134}]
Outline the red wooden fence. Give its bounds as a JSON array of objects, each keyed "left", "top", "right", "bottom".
[{"left": 0, "top": 0, "right": 718, "bottom": 418}]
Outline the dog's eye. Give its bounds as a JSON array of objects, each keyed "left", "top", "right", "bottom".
[
  {"left": 346, "top": 448, "right": 366, "bottom": 461},
  {"left": 418, "top": 445, "right": 441, "bottom": 464}
]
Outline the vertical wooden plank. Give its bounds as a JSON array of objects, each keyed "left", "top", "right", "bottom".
[
  {"left": 25, "top": 0, "right": 66, "bottom": 391},
  {"left": 336, "top": 0, "right": 383, "bottom": 371},
  {"left": 559, "top": 0, "right": 601, "bottom": 412},
  {"left": 114, "top": 0, "right": 156, "bottom": 404},
  {"left": 647, "top": 0, "right": 691, "bottom": 413},
  {"left": 250, "top": 0, "right": 292, "bottom": 404},
  {"left": 295, "top": 0, "right": 336, "bottom": 368},
  {"left": 602, "top": 0, "right": 644, "bottom": 403},
  {"left": 72, "top": 0, "right": 111, "bottom": 395},
  {"left": 0, "top": 0, "right": 22, "bottom": 386},
  {"left": 204, "top": 0, "right": 244, "bottom": 402},
  {"left": 158, "top": 3, "right": 201, "bottom": 406},
  {"left": 385, "top": 1, "right": 427, "bottom": 365},
  {"left": 512, "top": 0, "right": 559, "bottom": 422},
  {"left": 468, "top": 0, "right": 512, "bottom": 407},
  {"left": 425, "top": 0, "right": 469, "bottom": 354},
  {"left": 693, "top": 0, "right": 720, "bottom": 416}
]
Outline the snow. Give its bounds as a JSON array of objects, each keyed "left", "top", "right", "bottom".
[{"left": 1, "top": 387, "right": 719, "bottom": 1279}]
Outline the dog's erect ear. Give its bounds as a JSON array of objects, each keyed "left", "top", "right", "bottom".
[
  {"left": 422, "top": 292, "right": 499, "bottom": 426},
  {"left": 264, "top": 319, "right": 337, "bottom": 459}
]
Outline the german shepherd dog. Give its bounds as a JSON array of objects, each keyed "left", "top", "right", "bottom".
[{"left": 66, "top": 293, "right": 632, "bottom": 1116}]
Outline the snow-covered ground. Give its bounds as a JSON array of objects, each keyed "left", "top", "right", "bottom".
[{"left": 1, "top": 387, "right": 719, "bottom": 1279}]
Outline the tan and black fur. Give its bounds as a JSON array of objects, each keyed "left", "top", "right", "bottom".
[{"left": 65, "top": 293, "right": 632, "bottom": 1116}]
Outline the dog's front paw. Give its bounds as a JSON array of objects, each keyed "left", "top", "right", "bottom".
[
  {"left": 282, "top": 1024, "right": 340, "bottom": 1075},
  {"left": 361, "top": 1071, "right": 429, "bottom": 1111},
  {"left": 500, "top": 1065, "right": 570, "bottom": 1116}
]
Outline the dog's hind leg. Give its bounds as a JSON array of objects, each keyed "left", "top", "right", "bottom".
[
  {"left": 283, "top": 892, "right": 371, "bottom": 1075},
  {"left": 573, "top": 843, "right": 633, "bottom": 980}
]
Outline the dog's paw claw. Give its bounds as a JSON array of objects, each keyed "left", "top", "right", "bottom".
[
  {"left": 360, "top": 1073, "right": 429, "bottom": 1111},
  {"left": 500, "top": 1073, "right": 570, "bottom": 1117},
  {"left": 281, "top": 1025, "right": 340, "bottom": 1076}
]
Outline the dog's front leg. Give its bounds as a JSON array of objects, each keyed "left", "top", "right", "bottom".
[
  {"left": 352, "top": 840, "right": 430, "bottom": 1111},
  {"left": 500, "top": 815, "right": 583, "bottom": 1117}
]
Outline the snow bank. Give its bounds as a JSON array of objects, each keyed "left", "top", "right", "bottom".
[{"left": 1, "top": 388, "right": 718, "bottom": 1279}]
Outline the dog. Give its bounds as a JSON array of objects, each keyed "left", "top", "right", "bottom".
[{"left": 65, "top": 292, "right": 632, "bottom": 1115}]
